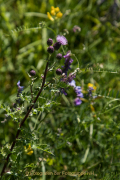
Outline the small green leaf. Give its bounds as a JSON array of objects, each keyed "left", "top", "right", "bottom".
[{"left": 11, "top": 154, "right": 17, "bottom": 161}]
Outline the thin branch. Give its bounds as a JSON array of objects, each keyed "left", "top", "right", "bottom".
[
  {"left": 44, "top": 82, "right": 51, "bottom": 88},
  {"left": 47, "top": 61, "right": 57, "bottom": 71},
  {"left": 0, "top": 61, "right": 49, "bottom": 177},
  {"left": 30, "top": 84, "right": 33, "bottom": 101}
]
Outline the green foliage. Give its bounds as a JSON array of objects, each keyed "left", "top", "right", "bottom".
[{"left": 1, "top": 0, "right": 120, "bottom": 179}]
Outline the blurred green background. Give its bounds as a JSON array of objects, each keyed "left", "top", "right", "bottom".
[{"left": 0, "top": 0, "right": 120, "bottom": 179}]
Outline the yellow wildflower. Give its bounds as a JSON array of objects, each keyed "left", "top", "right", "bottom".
[
  {"left": 88, "top": 83, "right": 96, "bottom": 91},
  {"left": 24, "top": 145, "right": 33, "bottom": 155},
  {"left": 47, "top": 6, "right": 63, "bottom": 21},
  {"left": 56, "top": 12, "right": 63, "bottom": 18},
  {"left": 47, "top": 12, "right": 54, "bottom": 21}
]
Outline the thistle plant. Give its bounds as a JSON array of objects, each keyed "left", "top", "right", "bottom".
[{"left": 0, "top": 29, "right": 93, "bottom": 178}]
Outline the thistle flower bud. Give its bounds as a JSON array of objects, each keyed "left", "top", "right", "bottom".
[
  {"left": 56, "top": 68, "right": 62, "bottom": 75},
  {"left": 30, "top": 70, "right": 36, "bottom": 76},
  {"left": 53, "top": 42, "right": 61, "bottom": 50},
  {"left": 47, "top": 38, "right": 53, "bottom": 46},
  {"left": 56, "top": 53, "right": 62, "bottom": 60},
  {"left": 47, "top": 46, "right": 54, "bottom": 54}
]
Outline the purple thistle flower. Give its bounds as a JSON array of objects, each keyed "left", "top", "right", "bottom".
[
  {"left": 17, "top": 80, "right": 24, "bottom": 94},
  {"left": 56, "top": 35, "right": 68, "bottom": 45},
  {"left": 74, "top": 98, "right": 82, "bottom": 106}
]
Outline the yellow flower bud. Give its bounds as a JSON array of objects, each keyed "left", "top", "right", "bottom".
[
  {"left": 47, "top": 12, "right": 54, "bottom": 21},
  {"left": 55, "top": 7, "right": 60, "bottom": 12},
  {"left": 51, "top": 6, "right": 55, "bottom": 10},
  {"left": 56, "top": 12, "right": 63, "bottom": 18},
  {"left": 51, "top": 9, "right": 55, "bottom": 15},
  {"left": 27, "top": 150, "right": 33, "bottom": 155}
]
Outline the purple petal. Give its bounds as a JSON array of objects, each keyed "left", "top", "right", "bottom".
[
  {"left": 60, "top": 88, "right": 67, "bottom": 95},
  {"left": 75, "top": 86, "right": 82, "bottom": 92},
  {"left": 17, "top": 80, "right": 24, "bottom": 93},
  {"left": 69, "top": 58, "right": 73, "bottom": 63},
  {"left": 77, "top": 92, "right": 84, "bottom": 98},
  {"left": 74, "top": 86, "right": 83, "bottom": 98},
  {"left": 69, "top": 80, "right": 76, "bottom": 87},
  {"left": 56, "top": 35, "right": 68, "bottom": 45},
  {"left": 89, "top": 87, "right": 94, "bottom": 91},
  {"left": 74, "top": 98, "right": 82, "bottom": 106},
  {"left": 17, "top": 80, "right": 20, "bottom": 86},
  {"left": 63, "top": 51, "right": 71, "bottom": 58}
]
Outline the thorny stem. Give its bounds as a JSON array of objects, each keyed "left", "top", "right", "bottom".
[
  {"left": 30, "top": 83, "right": 33, "bottom": 102},
  {"left": 0, "top": 61, "right": 49, "bottom": 178}
]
